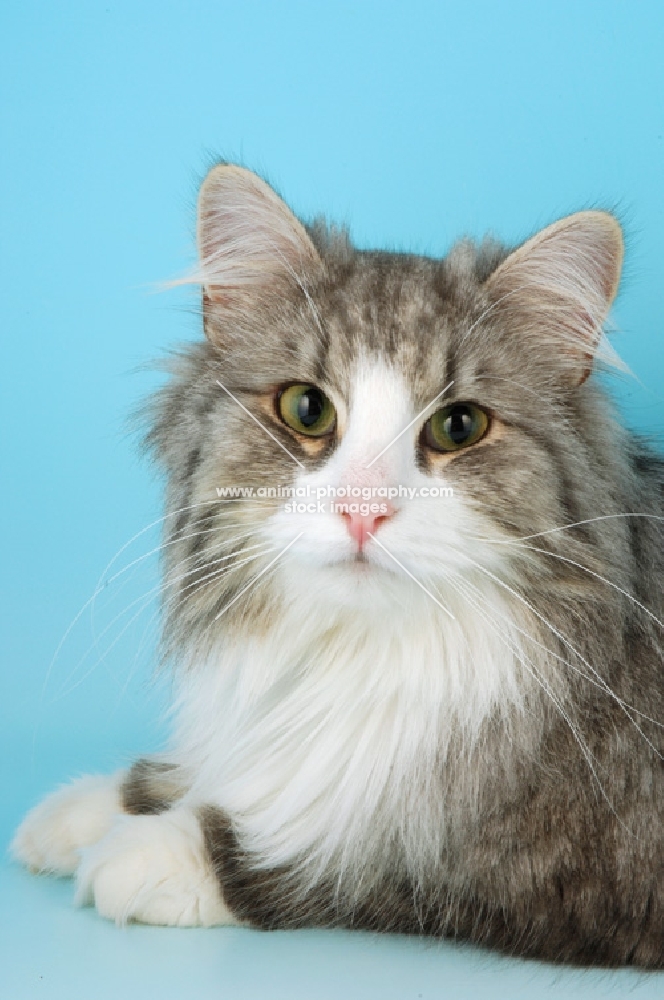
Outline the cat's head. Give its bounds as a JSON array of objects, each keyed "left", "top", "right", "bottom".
[{"left": 153, "top": 165, "right": 626, "bottom": 648}]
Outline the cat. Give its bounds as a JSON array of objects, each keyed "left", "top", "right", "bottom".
[{"left": 12, "top": 163, "right": 664, "bottom": 967}]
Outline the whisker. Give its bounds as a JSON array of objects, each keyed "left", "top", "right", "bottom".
[
  {"left": 87, "top": 522, "right": 266, "bottom": 648},
  {"left": 164, "top": 542, "right": 277, "bottom": 606},
  {"left": 123, "top": 543, "right": 281, "bottom": 673},
  {"left": 447, "top": 576, "right": 629, "bottom": 828},
  {"left": 93, "top": 525, "right": 257, "bottom": 607},
  {"left": 183, "top": 555, "right": 288, "bottom": 657},
  {"left": 367, "top": 533, "right": 455, "bottom": 619},
  {"left": 42, "top": 495, "right": 276, "bottom": 701},
  {"left": 453, "top": 576, "right": 592, "bottom": 750},
  {"left": 120, "top": 607, "right": 163, "bottom": 702},
  {"left": 213, "top": 533, "right": 303, "bottom": 622},
  {"left": 507, "top": 540, "right": 664, "bottom": 635},
  {"left": 460, "top": 568, "right": 664, "bottom": 732},
  {"left": 53, "top": 542, "right": 277, "bottom": 697},
  {"left": 54, "top": 594, "right": 158, "bottom": 701},
  {"left": 470, "top": 512, "right": 664, "bottom": 546},
  {"left": 461, "top": 555, "right": 664, "bottom": 761}
]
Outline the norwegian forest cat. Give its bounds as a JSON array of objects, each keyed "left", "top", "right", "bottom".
[{"left": 13, "top": 164, "right": 664, "bottom": 967}]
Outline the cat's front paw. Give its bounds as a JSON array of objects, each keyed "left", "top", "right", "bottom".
[
  {"left": 11, "top": 773, "right": 124, "bottom": 875},
  {"left": 75, "top": 808, "right": 237, "bottom": 927}
]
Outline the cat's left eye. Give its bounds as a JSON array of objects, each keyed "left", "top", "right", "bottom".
[
  {"left": 277, "top": 384, "right": 336, "bottom": 437},
  {"left": 423, "top": 402, "right": 489, "bottom": 453}
]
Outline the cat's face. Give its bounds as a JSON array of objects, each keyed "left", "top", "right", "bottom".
[
  {"left": 156, "top": 166, "right": 624, "bottom": 638},
  {"left": 260, "top": 259, "right": 534, "bottom": 610}
]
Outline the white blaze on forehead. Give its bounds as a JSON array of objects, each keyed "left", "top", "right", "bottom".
[{"left": 332, "top": 359, "right": 414, "bottom": 486}]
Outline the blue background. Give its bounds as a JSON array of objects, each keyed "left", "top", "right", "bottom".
[{"left": 2, "top": 2, "right": 664, "bottom": 997}]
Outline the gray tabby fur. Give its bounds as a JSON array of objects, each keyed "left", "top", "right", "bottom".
[{"left": 135, "top": 166, "right": 663, "bottom": 964}]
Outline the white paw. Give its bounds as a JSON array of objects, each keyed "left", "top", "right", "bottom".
[
  {"left": 75, "top": 808, "right": 237, "bottom": 927},
  {"left": 11, "top": 773, "right": 124, "bottom": 875}
]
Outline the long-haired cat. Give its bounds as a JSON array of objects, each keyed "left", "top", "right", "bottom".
[{"left": 13, "top": 164, "right": 664, "bottom": 967}]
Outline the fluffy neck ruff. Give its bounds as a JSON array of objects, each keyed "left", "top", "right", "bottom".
[{"left": 173, "top": 575, "right": 544, "bottom": 885}]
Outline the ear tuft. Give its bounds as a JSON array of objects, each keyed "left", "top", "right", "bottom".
[{"left": 485, "top": 211, "right": 624, "bottom": 385}]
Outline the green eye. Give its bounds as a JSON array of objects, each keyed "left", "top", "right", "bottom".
[
  {"left": 423, "top": 402, "right": 489, "bottom": 453},
  {"left": 277, "top": 384, "right": 336, "bottom": 437}
]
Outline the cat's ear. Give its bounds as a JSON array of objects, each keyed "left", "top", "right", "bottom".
[
  {"left": 195, "top": 164, "right": 322, "bottom": 340},
  {"left": 485, "top": 211, "right": 623, "bottom": 385}
]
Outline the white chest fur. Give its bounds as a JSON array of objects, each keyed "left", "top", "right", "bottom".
[{"left": 174, "top": 582, "right": 529, "bottom": 883}]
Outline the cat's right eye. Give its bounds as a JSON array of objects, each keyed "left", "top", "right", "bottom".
[
  {"left": 277, "top": 384, "right": 337, "bottom": 437},
  {"left": 423, "top": 402, "right": 489, "bottom": 453}
]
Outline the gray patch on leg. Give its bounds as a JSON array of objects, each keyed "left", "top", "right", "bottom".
[
  {"left": 198, "top": 805, "right": 334, "bottom": 929},
  {"left": 122, "top": 760, "right": 186, "bottom": 815},
  {"left": 198, "top": 806, "right": 296, "bottom": 928}
]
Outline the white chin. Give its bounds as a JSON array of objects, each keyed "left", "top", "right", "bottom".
[{"left": 289, "top": 556, "right": 408, "bottom": 614}]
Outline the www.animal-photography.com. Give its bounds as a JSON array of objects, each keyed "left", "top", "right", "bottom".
[{"left": 3, "top": 3, "right": 664, "bottom": 998}]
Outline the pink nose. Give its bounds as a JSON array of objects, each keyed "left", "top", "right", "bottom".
[{"left": 341, "top": 503, "right": 395, "bottom": 550}]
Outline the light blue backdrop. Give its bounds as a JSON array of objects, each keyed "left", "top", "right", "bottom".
[{"left": 2, "top": 2, "right": 664, "bottom": 997}]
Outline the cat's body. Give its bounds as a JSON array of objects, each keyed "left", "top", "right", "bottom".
[{"left": 13, "top": 165, "right": 664, "bottom": 966}]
